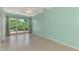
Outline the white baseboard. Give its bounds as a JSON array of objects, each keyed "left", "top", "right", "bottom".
[{"left": 33, "top": 33, "right": 79, "bottom": 50}]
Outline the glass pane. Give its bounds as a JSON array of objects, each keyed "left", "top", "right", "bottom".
[
  {"left": 24, "top": 19, "right": 29, "bottom": 32},
  {"left": 16, "top": 18, "right": 25, "bottom": 33},
  {"left": 9, "top": 18, "right": 16, "bottom": 34},
  {"left": 9, "top": 18, "right": 29, "bottom": 34}
]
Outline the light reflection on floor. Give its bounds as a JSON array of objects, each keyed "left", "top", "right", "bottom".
[
  {"left": 0, "top": 33, "right": 30, "bottom": 51},
  {"left": 0, "top": 33, "right": 77, "bottom": 51}
]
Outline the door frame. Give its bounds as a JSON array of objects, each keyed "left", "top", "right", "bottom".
[{"left": 6, "top": 16, "right": 32, "bottom": 36}]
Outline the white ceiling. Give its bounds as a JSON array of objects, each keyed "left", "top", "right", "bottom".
[{"left": 3, "top": 7, "right": 51, "bottom": 16}]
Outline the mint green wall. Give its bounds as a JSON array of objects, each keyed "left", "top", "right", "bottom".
[
  {"left": 0, "top": 16, "right": 1, "bottom": 38},
  {"left": 2, "top": 13, "right": 6, "bottom": 38},
  {"left": 0, "top": 7, "right": 6, "bottom": 38},
  {"left": 32, "top": 7, "right": 79, "bottom": 48},
  {"left": 0, "top": 8, "right": 2, "bottom": 37}
]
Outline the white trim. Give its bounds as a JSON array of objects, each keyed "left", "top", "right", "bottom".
[{"left": 33, "top": 32, "right": 79, "bottom": 50}]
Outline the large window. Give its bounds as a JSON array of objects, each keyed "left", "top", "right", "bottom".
[{"left": 9, "top": 17, "right": 29, "bottom": 34}]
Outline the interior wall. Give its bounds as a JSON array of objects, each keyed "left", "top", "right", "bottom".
[
  {"left": 1, "top": 13, "right": 6, "bottom": 39},
  {"left": 0, "top": 8, "right": 2, "bottom": 38},
  {"left": 32, "top": 7, "right": 79, "bottom": 48},
  {"left": 0, "top": 16, "right": 2, "bottom": 38},
  {"left": 0, "top": 8, "right": 6, "bottom": 39}
]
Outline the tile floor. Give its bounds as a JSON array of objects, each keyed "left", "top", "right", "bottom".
[{"left": 0, "top": 33, "right": 77, "bottom": 51}]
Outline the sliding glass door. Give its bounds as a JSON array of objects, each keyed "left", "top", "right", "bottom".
[
  {"left": 9, "top": 18, "right": 16, "bottom": 34},
  {"left": 24, "top": 19, "right": 29, "bottom": 32},
  {"left": 9, "top": 17, "right": 29, "bottom": 34},
  {"left": 16, "top": 18, "right": 25, "bottom": 33}
]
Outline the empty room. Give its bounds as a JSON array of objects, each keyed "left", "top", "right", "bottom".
[{"left": 0, "top": 7, "right": 78, "bottom": 51}]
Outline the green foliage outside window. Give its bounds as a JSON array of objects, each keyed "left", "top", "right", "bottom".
[{"left": 9, "top": 18, "right": 29, "bottom": 32}]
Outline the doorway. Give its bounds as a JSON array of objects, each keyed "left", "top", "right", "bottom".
[{"left": 6, "top": 16, "right": 31, "bottom": 36}]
